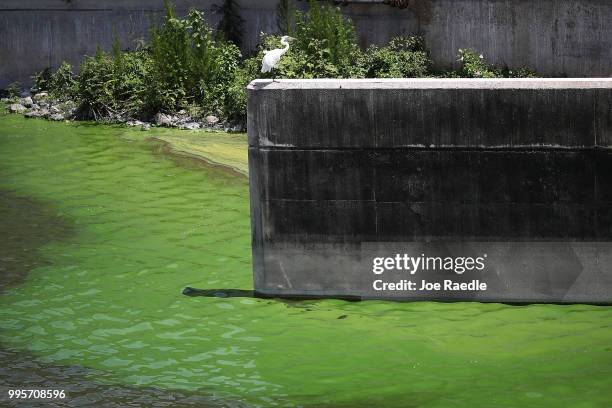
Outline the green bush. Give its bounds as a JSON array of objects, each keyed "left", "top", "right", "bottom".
[
  {"left": 257, "top": 0, "right": 362, "bottom": 79},
  {"left": 221, "top": 53, "right": 263, "bottom": 122},
  {"left": 77, "top": 46, "right": 152, "bottom": 119},
  {"left": 72, "top": 2, "right": 242, "bottom": 120},
  {"left": 454, "top": 48, "right": 537, "bottom": 78},
  {"left": 456, "top": 48, "right": 498, "bottom": 78},
  {"left": 296, "top": 0, "right": 361, "bottom": 77},
  {"left": 3, "top": 82, "right": 22, "bottom": 99},
  {"left": 360, "top": 36, "right": 431, "bottom": 78},
  {"left": 51, "top": 63, "right": 78, "bottom": 99},
  {"left": 32, "top": 63, "right": 77, "bottom": 98},
  {"left": 149, "top": 2, "right": 241, "bottom": 115},
  {"left": 31, "top": 68, "right": 52, "bottom": 94}
]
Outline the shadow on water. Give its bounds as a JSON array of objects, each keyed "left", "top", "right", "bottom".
[
  {"left": 0, "top": 347, "right": 249, "bottom": 408},
  {"left": 182, "top": 287, "right": 362, "bottom": 303},
  {"left": 0, "top": 189, "right": 76, "bottom": 292},
  {"left": 182, "top": 287, "right": 255, "bottom": 298},
  {"left": 0, "top": 190, "right": 247, "bottom": 408},
  {"left": 181, "top": 287, "right": 612, "bottom": 307}
]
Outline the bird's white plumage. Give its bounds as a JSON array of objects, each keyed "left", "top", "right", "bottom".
[{"left": 261, "top": 36, "right": 293, "bottom": 73}]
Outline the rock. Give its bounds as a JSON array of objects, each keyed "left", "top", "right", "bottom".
[
  {"left": 9, "top": 103, "right": 26, "bottom": 114},
  {"left": 205, "top": 115, "right": 219, "bottom": 125},
  {"left": 126, "top": 120, "right": 145, "bottom": 127},
  {"left": 106, "top": 112, "right": 126, "bottom": 123},
  {"left": 174, "top": 113, "right": 192, "bottom": 126},
  {"left": 141, "top": 123, "right": 151, "bottom": 131},
  {"left": 155, "top": 112, "right": 174, "bottom": 127},
  {"left": 0, "top": 98, "right": 9, "bottom": 103},
  {"left": 25, "top": 107, "right": 52, "bottom": 119},
  {"left": 24, "top": 110, "right": 41, "bottom": 118},
  {"left": 179, "top": 122, "right": 200, "bottom": 130},
  {"left": 21, "top": 96, "right": 34, "bottom": 107},
  {"left": 33, "top": 92, "right": 49, "bottom": 102},
  {"left": 49, "top": 113, "right": 65, "bottom": 121},
  {"left": 50, "top": 105, "right": 61, "bottom": 114},
  {"left": 61, "top": 100, "right": 76, "bottom": 110}
]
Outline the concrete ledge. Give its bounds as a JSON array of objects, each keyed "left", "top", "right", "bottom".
[
  {"left": 248, "top": 78, "right": 612, "bottom": 149},
  {"left": 248, "top": 79, "right": 612, "bottom": 303},
  {"left": 249, "top": 78, "right": 612, "bottom": 90}
]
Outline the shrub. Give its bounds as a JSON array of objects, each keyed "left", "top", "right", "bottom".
[
  {"left": 454, "top": 48, "right": 537, "bottom": 78},
  {"left": 499, "top": 66, "right": 539, "bottom": 78},
  {"left": 259, "top": 0, "right": 362, "bottom": 79},
  {"left": 296, "top": 0, "right": 360, "bottom": 74},
  {"left": 32, "top": 63, "right": 77, "bottom": 98},
  {"left": 221, "top": 53, "right": 264, "bottom": 122},
  {"left": 149, "top": 2, "right": 241, "bottom": 115},
  {"left": 75, "top": 50, "right": 115, "bottom": 119},
  {"left": 252, "top": 34, "right": 314, "bottom": 78},
  {"left": 31, "top": 68, "right": 52, "bottom": 94},
  {"left": 51, "top": 62, "right": 78, "bottom": 98},
  {"left": 77, "top": 45, "right": 152, "bottom": 119},
  {"left": 456, "top": 48, "right": 498, "bottom": 78},
  {"left": 3, "top": 82, "right": 22, "bottom": 99},
  {"left": 360, "top": 36, "right": 431, "bottom": 78}
]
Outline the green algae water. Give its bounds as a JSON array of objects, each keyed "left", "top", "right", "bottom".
[{"left": 1, "top": 113, "right": 612, "bottom": 407}]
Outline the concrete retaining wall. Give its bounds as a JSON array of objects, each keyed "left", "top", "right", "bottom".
[
  {"left": 2, "top": 0, "right": 612, "bottom": 87},
  {"left": 248, "top": 78, "right": 612, "bottom": 303}
]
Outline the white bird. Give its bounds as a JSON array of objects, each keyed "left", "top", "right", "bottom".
[{"left": 261, "top": 36, "right": 294, "bottom": 73}]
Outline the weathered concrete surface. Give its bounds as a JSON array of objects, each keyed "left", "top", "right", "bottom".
[
  {"left": 248, "top": 78, "right": 612, "bottom": 303},
  {"left": 1, "top": 0, "right": 612, "bottom": 87}
]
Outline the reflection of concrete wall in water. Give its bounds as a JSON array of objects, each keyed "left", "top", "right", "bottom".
[
  {"left": 1, "top": 0, "right": 612, "bottom": 87},
  {"left": 248, "top": 78, "right": 612, "bottom": 302}
]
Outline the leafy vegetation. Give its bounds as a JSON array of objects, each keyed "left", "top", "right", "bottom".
[
  {"left": 360, "top": 36, "right": 431, "bottom": 78},
  {"left": 77, "top": 45, "right": 151, "bottom": 119},
  {"left": 0, "top": 82, "right": 22, "bottom": 99},
  {"left": 148, "top": 4, "right": 241, "bottom": 116},
  {"left": 450, "top": 48, "right": 537, "bottom": 78},
  {"left": 292, "top": 0, "right": 361, "bottom": 78},
  {"left": 32, "top": 62, "right": 78, "bottom": 99},
  {"left": 20, "top": 0, "right": 537, "bottom": 125}
]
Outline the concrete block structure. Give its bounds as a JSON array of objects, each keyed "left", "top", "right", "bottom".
[{"left": 248, "top": 78, "right": 612, "bottom": 302}]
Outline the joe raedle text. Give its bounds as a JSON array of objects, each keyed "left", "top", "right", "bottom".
[{"left": 371, "top": 254, "right": 488, "bottom": 293}]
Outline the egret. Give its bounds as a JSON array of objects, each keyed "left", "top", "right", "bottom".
[{"left": 261, "top": 36, "right": 294, "bottom": 73}]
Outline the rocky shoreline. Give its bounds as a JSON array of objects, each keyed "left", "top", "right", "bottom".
[{"left": 2, "top": 93, "right": 245, "bottom": 133}]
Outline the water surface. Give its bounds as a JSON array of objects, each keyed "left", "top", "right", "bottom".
[{"left": 0, "top": 114, "right": 611, "bottom": 407}]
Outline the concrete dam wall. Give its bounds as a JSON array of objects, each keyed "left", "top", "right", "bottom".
[
  {"left": 248, "top": 78, "right": 612, "bottom": 303},
  {"left": 1, "top": 0, "right": 612, "bottom": 87}
]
